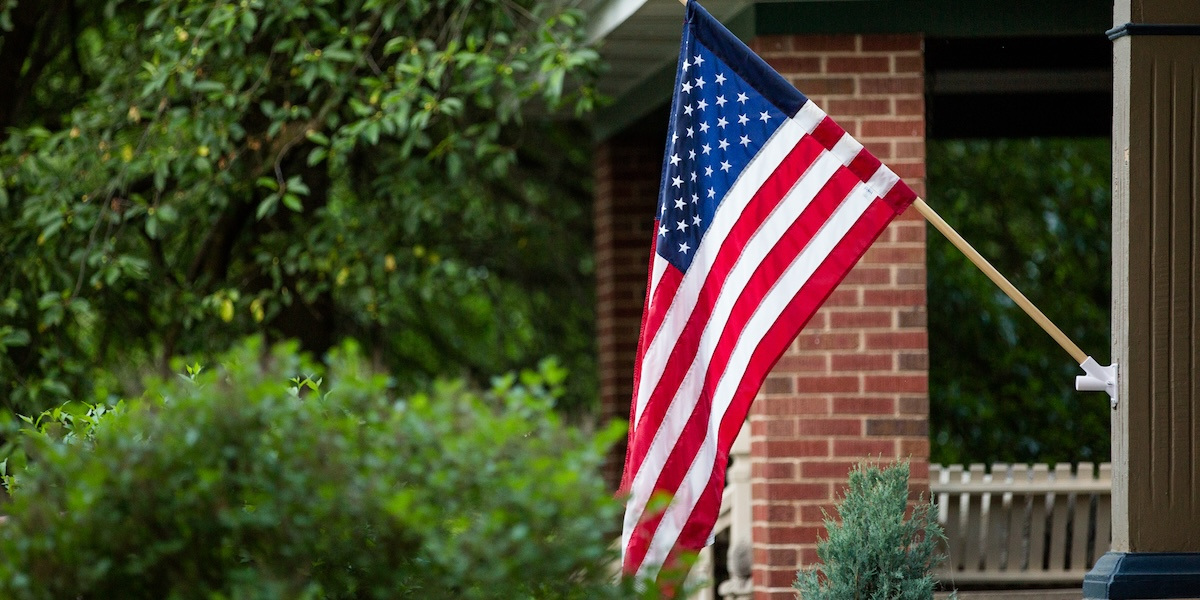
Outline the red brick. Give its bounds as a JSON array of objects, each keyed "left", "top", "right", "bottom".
[
  {"left": 753, "top": 504, "right": 769, "bottom": 521},
  {"left": 758, "top": 482, "right": 831, "bottom": 502},
  {"left": 899, "top": 352, "right": 928, "bottom": 371},
  {"left": 801, "top": 460, "right": 858, "bottom": 479},
  {"left": 762, "top": 525, "right": 828, "bottom": 546},
  {"left": 891, "top": 161, "right": 927, "bottom": 179},
  {"left": 763, "top": 375, "right": 795, "bottom": 394},
  {"left": 899, "top": 395, "right": 929, "bottom": 415},
  {"left": 824, "top": 98, "right": 890, "bottom": 118},
  {"left": 800, "top": 504, "right": 833, "bottom": 523},
  {"left": 865, "top": 417, "right": 929, "bottom": 437},
  {"left": 774, "top": 354, "right": 828, "bottom": 372},
  {"left": 900, "top": 438, "right": 930, "bottom": 458},
  {"left": 864, "top": 374, "right": 928, "bottom": 394},
  {"left": 755, "top": 588, "right": 799, "bottom": 600},
  {"left": 789, "top": 76, "right": 855, "bottom": 96},
  {"left": 861, "top": 138, "right": 894, "bottom": 161},
  {"left": 861, "top": 35, "right": 922, "bottom": 52},
  {"left": 791, "top": 34, "right": 858, "bottom": 52},
  {"left": 758, "top": 461, "right": 797, "bottom": 480},
  {"left": 764, "top": 565, "right": 805, "bottom": 587},
  {"left": 764, "top": 547, "right": 798, "bottom": 565},
  {"left": 891, "top": 223, "right": 925, "bottom": 243},
  {"left": 863, "top": 288, "right": 925, "bottom": 306},
  {"left": 840, "top": 266, "right": 891, "bottom": 285},
  {"left": 801, "top": 312, "right": 828, "bottom": 331},
  {"left": 860, "top": 75, "right": 923, "bottom": 95},
  {"left": 794, "top": 375, "right": 860, "bottom": 394},
  {"left": 897, "top": 308, "right": 927, "bottom": 327},
  {"left": 860, "top": 118, "right": 924, "bottom": 138},
  {"left": 765, "top": 55, "right": 821, "bottom": 75},
  {"left": 893, "top": 55, "right": 924, "bottom": 74},
  {"left": 823, "top": 288, "right": 861, "bottom": 306},
  {"left": 865, "top": 330, "right": 927, "bottom": 350},
  {"left": 764, "top": 418, "right": 797, "bottom": 437},
  {"left": 861, "top": 245, "right": 925, "bottom": 264},
  {"left": 829, "top": 310, "right": 893, "bottom": 329},
  {"left": 766, "top": 504, "right": 797, "bottom": 522},
  {"left": 756, "top": 396, "right": 830, "bottom": 416},
  {"left": 752, "top": 568, "right": 769, "bottom": 588},
  {"left": 909, "top": 461, "right": 931, "bottom": 483},
  {"left": 832, "top": 396, "right": 896, "bottom": 415},
  {"left": 796, "top": 418, "right": 862, "bottom": 436},
  {"left": 895, "top": 140, "right": 926, "bottom": 158},
  {"left": 751, "top": 420, "right": 769, "bottom": 437},
  {"left": 826, "top": 56, "right": 890, "bottom": 73},
  {"left": 795, "top": 331, "right": 860, "bottom": 351},
  {"left": 895, "top": 265, "right": 926, "bottom": 283},
  {"left": 831, "top": 353, "right": 894, "bottom": 371},
  {"left": 799, "top": 546, "right": 822, "bottom": 566},
  {"left": 833, "top": 439, "right": 896, "bottom": 457},
  {"left": 758, "top": 439, "right": 830, "bottom": 458},
  {"left": 894, "top": 97, "right": 925, "bottom": 115}
]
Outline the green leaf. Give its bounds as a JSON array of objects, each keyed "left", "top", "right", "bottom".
[{"left": 282, "top": 193, "right": 302, "bottom": 212}]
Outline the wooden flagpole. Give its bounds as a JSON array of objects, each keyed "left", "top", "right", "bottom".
[
  {"left": 671, "top": 0, "right": 1089, "bottom": 365},
  {"left": 912, "top": 198, "right": 1087, "bottom": 363}
]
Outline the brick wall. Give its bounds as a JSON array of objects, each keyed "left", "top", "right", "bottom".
[{"left": 594, "top": 127, "right": 662, "bottom": 489}]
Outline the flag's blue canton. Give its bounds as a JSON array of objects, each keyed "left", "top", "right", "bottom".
[{"left": 657, "top": 36, "right": 787, "bottom": 273}]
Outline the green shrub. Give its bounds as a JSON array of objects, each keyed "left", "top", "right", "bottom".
[
  {"left": 794, "top": 462, "right": 951, "bottom": 600},
  {"left": 0, "top": 339, "right": 637, "bottom": 599}
]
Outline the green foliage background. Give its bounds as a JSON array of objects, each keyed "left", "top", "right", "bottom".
[
  {"left": 0, "top": 339, "right": 640, "bottom": 599},
  {"left": 0, "top": 0, "right": 599, "bottom": 416},
  {"left": 926, "top": 138, "right": 1111, "bottom": 465}
]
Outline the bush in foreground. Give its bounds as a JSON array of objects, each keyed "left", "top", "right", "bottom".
[
  {"left": 794, "top": 462, "right": 952, "bottom": 600},
  {"left": 0, "top": 339, "right": 635, "bottom": 599}
]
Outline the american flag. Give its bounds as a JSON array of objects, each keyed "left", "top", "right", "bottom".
[{"left": 619, "top": 0, "right": 917, "bottom": 578}]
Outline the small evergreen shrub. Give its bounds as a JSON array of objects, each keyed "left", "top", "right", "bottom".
[
  {"left": 794, "top": 462, "right": 951, "bottom": 600},
  {"left": 0, "top": 339, "right": 639, "bottom": 599}
]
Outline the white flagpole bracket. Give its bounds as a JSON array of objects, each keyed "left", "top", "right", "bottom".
[{"left": 1076, "top": 356, "right": 1118, "bottom": 409}]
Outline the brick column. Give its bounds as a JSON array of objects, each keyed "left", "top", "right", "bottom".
[
  {"left": 746, "top": 34, "right": 929, "bottom": 599},
  {"left": 594, "top": 127, "right": 662, "bottom": 489}
]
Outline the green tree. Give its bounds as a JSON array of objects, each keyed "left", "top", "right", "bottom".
[
  {"left": 794, "top": 462, "right": 949, "bottom": 600},
  {"left": 0, "top": 0, "right": 599, "bottom": 415},
  {"left": 926, "top": 138, "right": 1111, "bottom": 465}
]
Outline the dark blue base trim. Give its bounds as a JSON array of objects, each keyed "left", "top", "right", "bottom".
[
  {"left": 1084, "top": 552, "right": 1200, "bottom": 599},
  {"left": 1107, "top": 23, "right": 1200, "bottom": 41}
]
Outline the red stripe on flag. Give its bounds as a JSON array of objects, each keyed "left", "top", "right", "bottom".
[
  {"left": 881, "top": 178, "right": 917, "bottom": 212},
  {"left": 810, "top": 116, "right": 846, "bottom": 151},
  {"left": 848, "top": 151, "right": 882, "bottom": 182}
]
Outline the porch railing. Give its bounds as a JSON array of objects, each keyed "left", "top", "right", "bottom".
[{"left": 690, "top": 441, "right": 1112, "bottom": 599}]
